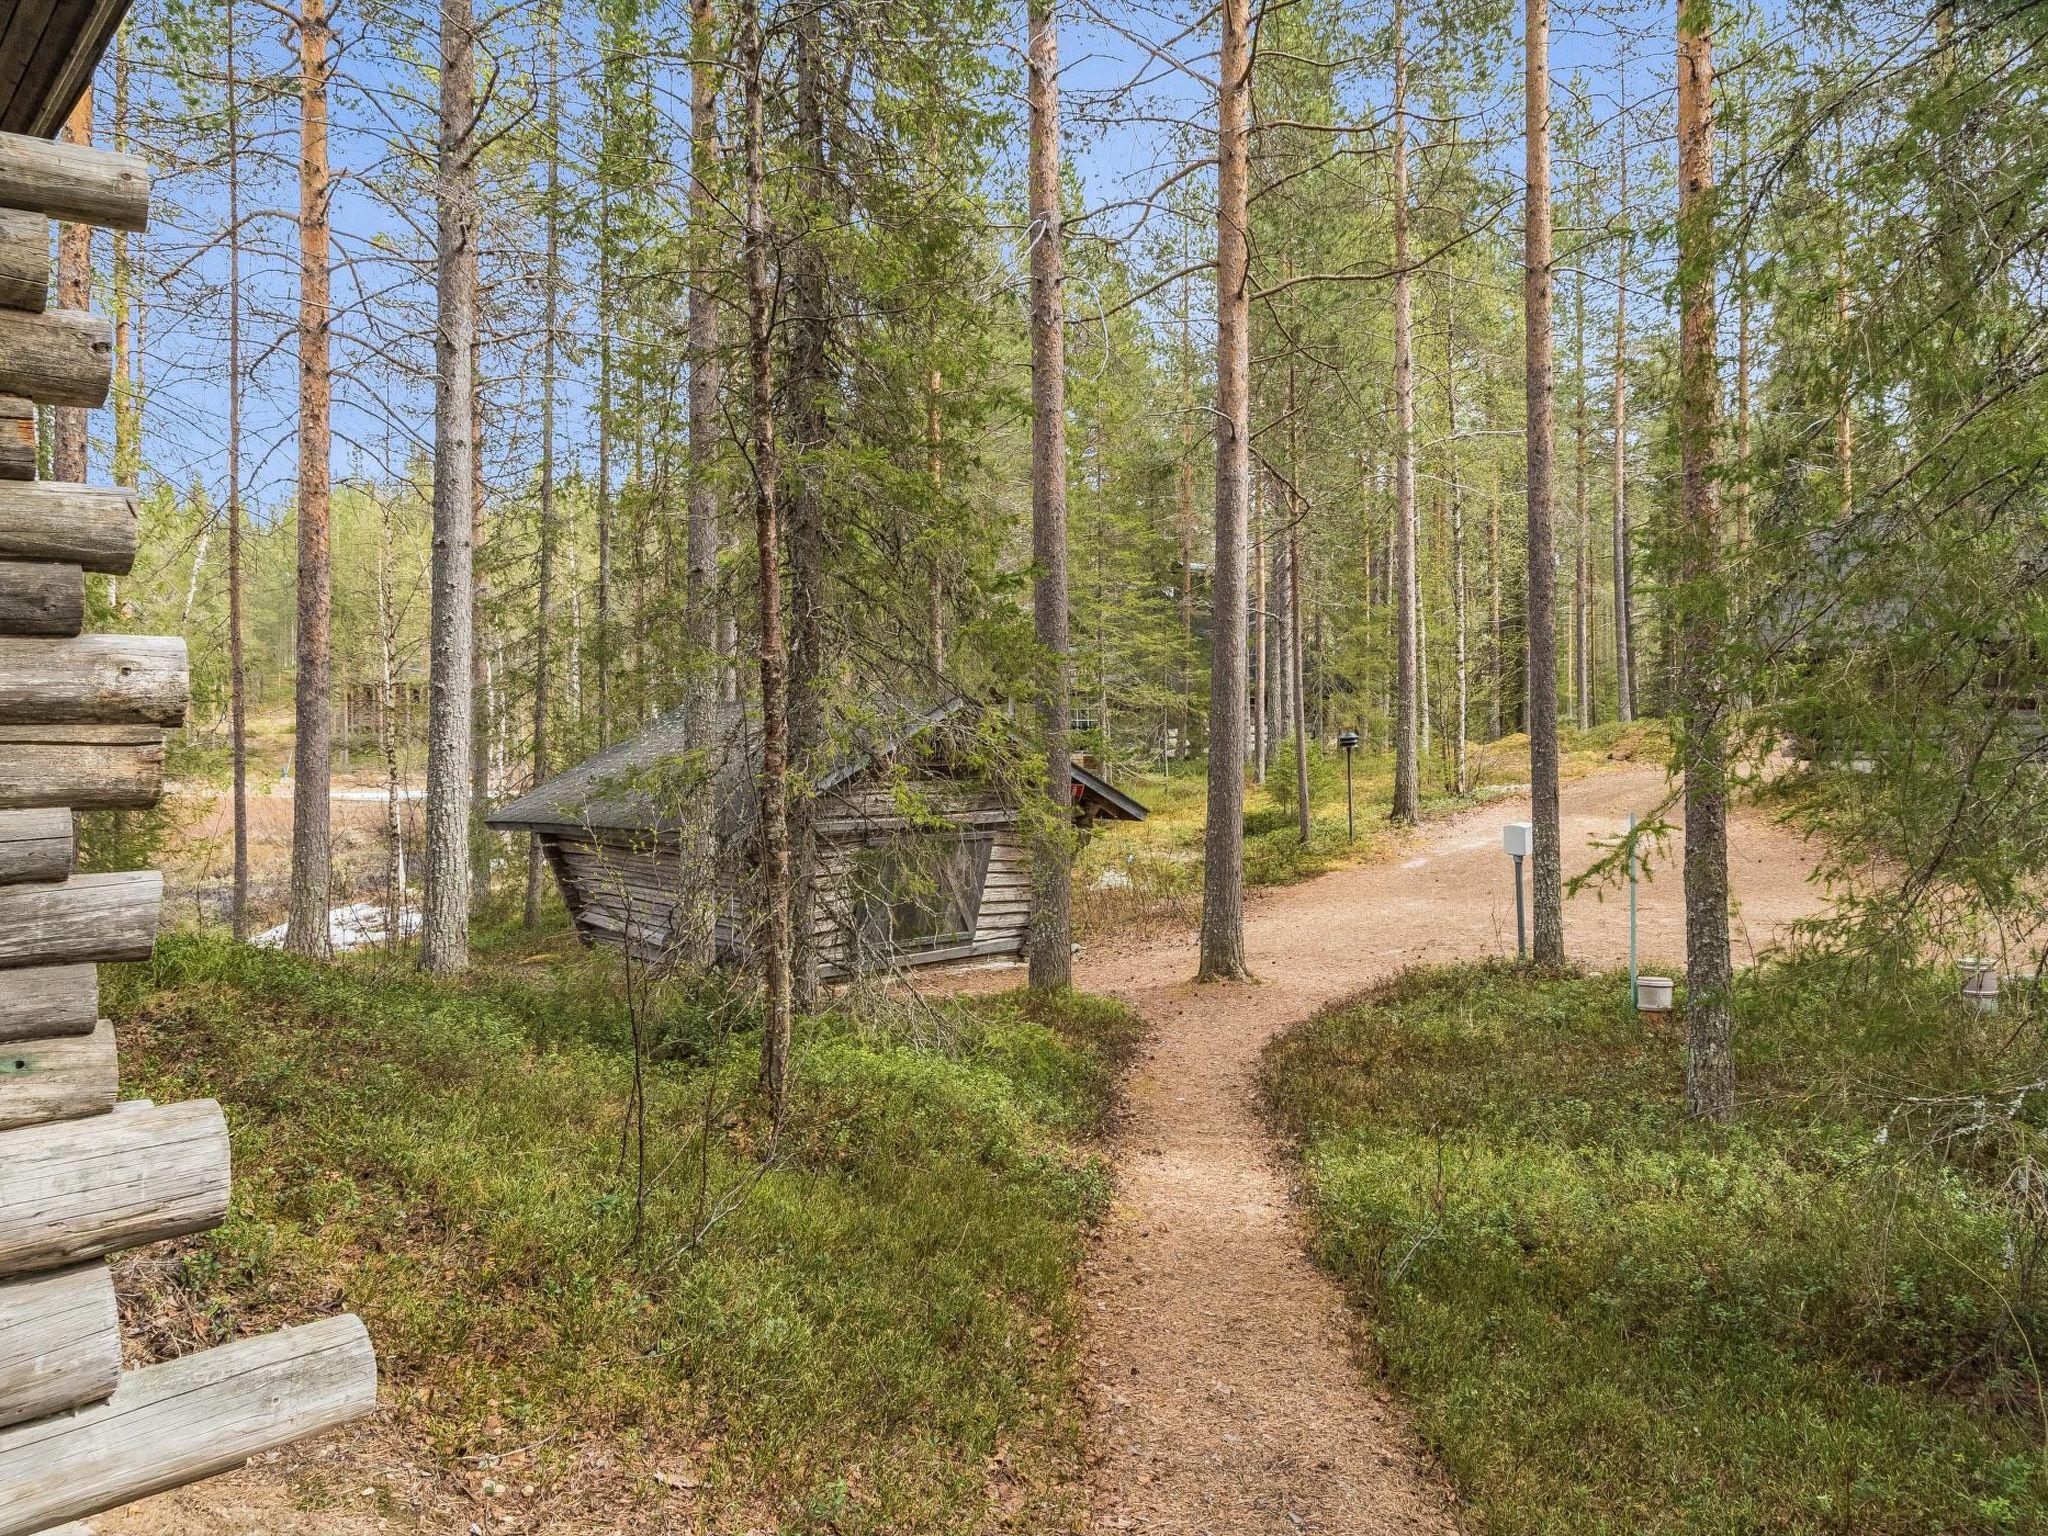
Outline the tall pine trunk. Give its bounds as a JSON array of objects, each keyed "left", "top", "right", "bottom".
[
  {"left": 526, "top": 31, "right": 562, "bottom": 931},
  {"left": 785, "top": 3, "right": 832, "bottom": 1010},
  {"left": 422, "top": 0, "right": 478, "bottom": 974},
  {"left": 685, "top": 0, "right": 722, "bottom": 740},
  {"left": 53, "top": 91, "right": 91, "bottom": 482},
  {"left": 1445, "top": 266, "right": 1469, "bottom": 795},
  {"left": 1611, "top": 103, "right": 1635, "bottom": 723},
  {"left": 1198, "top": 0, "right": 1252, "bottom": 981},
  {"left": 226, "top": 0, "right": 250, "bottom": 939},
  {"left": 1574, "top": 221, "right": 1591, "bottom": 729},
  {"left": 1287, "top": 359, "right": 1310, "bottom": 841},
  {"left": 1677, "top": 0, "right": 1733, "bottom": 1120},
  {"left": 740, "top": 0, "right": 792, "bottom": 1122},
  {"left": 1524, "top": 0, "right": 1565, "bottom": 965},
  {"left": 284, "top": 4, "right": 333, "bottom": 956},
  {"left": 111, "top": 41, "right": 139, "bottom": 490},
  {"left": 1026, "top": 0, "right": 1072, "bottom": 992},
  {"left": 1389, "top": 0, "right": 1420, "bottom": 825}
]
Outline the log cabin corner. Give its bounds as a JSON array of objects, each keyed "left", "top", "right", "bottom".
[{"left": 0, "top": 12, "right": 377, "bottom": 1535}]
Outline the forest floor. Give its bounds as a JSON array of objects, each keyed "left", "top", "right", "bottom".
[
  {"left": 1024, "top": 760, "right": 1831, "bottom": 1533},
  {"left": 86, "top": 756, "right": 1829, "bottom": 1536}
]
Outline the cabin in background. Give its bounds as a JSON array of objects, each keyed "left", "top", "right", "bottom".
[{"left": 488, "top": 699, "right": 1146, "bottom": 977}]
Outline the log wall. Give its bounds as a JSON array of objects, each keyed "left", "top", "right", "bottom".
[
  {"left": 0, "top": 126, "right": 375, "bottom": 1531},
  {"left": 541, "top": 770, "right": 1034, "bottom": 979}
]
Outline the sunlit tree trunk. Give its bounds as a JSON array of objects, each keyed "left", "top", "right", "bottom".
[
  {"left": 1611, "top": 103, "right": 1635, "bottom": 723},
  {"left": 1524, "top": 0, "right": 1565, "bottom": 964},
  {"left": 686, "top": 0, "right": 722, "bottom": 742},
  {"left": 1445, "top": 267, "right": 1469, "bottom": 794},
  {"left": 111, "top": 40, "right": 140, "bottom": 491},
  {"left": 1026, "top": 0, "right": 1072, "bottom": 992},
  {"left": 740, "top": 0, "right": 792, "bottom": 1122},
  {"left": 53, "top": 90, "right": 92, "bottom": 483},
  {"left": 1198, "top": 0, "right": 1252, "bottom": 981},
  {"left": 1574, "top": 219, "right": 1592, "bottom": 729},
  {"left": 1389, "top": 0, "right": 1420, "bottom": 825},
  {"left": 422, "top": 0, "right": 478, "bottom": 974},
  {"left": 1677, "top": 0, "right": 1733, "bottom": 1120},
  {"left": 284, "top": 4, "right": 333, "bottom": 957},
  {"left": 226, "top": 0, "right": 250, "bottom": 939},
  {"left": 526, "top": 29, "right": 563, "bottom": 930}
]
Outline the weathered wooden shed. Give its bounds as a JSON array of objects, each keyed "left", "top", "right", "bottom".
[
  {"left": 0, "top": 17, "right": 375, "bottom": 1534},
  {"left": 488, "top": 700, "right": 1146, "bottom": 977}
]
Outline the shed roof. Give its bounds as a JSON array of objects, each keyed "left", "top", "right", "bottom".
[
  {"left": 486, "top": 696, "right": 1146, "bottom": 837},
  {"left": 0, "top": 0, "right": 129, "bottom": 138}
]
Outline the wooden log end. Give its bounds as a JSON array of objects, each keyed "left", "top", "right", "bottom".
[
  {"left": 0, "top": 1315, "right": 377, "bottom": 1536},
  {"left": 0, "top": 1019, "right": 118, "bottom": 1133},
  {"left": 0, "top": 1262, "right": 119, "bottom": 1431},
  {"left": 0, "top": 1097, "right": 230, "bottom": 1279}
]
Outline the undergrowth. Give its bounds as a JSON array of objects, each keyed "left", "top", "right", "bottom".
[
  {"left": 105, "top": 931, "right": 1141, "bottom": 1533},
  {"left": 1263, "top": 958, "right": 2048, "bottom": 1535}
]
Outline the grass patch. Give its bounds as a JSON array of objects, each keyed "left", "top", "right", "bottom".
[
  {"left": 1263, "top": 959, "right": 2048, "bottom": 1534},
  {"left": 107, "top": 931, "right": 1142, "bottom": 1532}
]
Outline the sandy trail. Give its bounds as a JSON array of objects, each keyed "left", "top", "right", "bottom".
[{"left": 1066, "top": 762, "right": 1828, "bottom": 1534}]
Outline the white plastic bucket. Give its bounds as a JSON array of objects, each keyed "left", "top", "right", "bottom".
[{"left": 1636, "top": 975, "right": 1674, "bottom": 1012}]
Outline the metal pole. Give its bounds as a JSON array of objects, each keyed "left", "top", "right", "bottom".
[
  {"left": 1627, "top": 810, "right": 1638, "bottom": 1010},
  {"left": 1513, "top": 852, "right": 1526, "bottom": 959},
  {"left": 1344, "top": 747, "right": 1355, "bottom": 840}
]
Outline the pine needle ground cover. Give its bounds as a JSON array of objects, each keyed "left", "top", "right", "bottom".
[
  {"left": 106, "top": 931, "right": 1142, "bottom": 1533},
  {"left": 1263, "top": 962, "right": 2048, "bottom": 1535}
]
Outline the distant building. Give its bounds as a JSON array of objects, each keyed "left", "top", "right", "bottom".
[{"left": 487, "top": 699, "right": 1145, "bottom": 977}]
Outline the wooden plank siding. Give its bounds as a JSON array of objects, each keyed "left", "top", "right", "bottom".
[{"left": 538, "top": 767, "right": 1035, "bottom": 979}]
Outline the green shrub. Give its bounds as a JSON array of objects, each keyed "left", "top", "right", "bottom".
[
  {"left": 108, "top": 933, "right": 1140, "bottom": 1532},
  {"left": 1264, "top": 961, "right": 2048, "bottom": 1535}
]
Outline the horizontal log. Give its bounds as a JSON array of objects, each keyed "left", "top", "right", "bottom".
[
  {"left": 0, "top": 210, "right": 46, "bottom": 314},
  {"left": 0, "top": 310, "right": 113, "bottom": 411},
  {"left": 0, "top": 871, "right": 161, "bottom": 969},
  {"left": 0, "top": 636, "right": 187, "bottom": 726},
  {"left": 0, "top": 134, "right": 152, "bottom": 234},
  {"left": 0, "top": 964, "right": 96, "bottom": 1042},
  {"left": 0, "top": 724, "right": 164, "bottom": 810},
  {"left": 0, "top": 1314, "right": 376, "bottom": 1536},
  {"left": 0, "top": 562, "right": 83, "bottom": 637},
  {"left": 0, "top": 399, "right": 31, "bottom": 482},
  {"left": 0, "top": 1020, "right": 117, "bottom": 1132},
  {"left": 0, "top": 808, "right": 72, "bottom": 883},
  {"left": 0, "top": 483, "right": 138, "bottom": 572},
  {"left": 0, "top": 1263, "right": 118, "bottom": 1431},
  {"left": 0, "top": 1099, "right": 230, "bottom": 1280}
]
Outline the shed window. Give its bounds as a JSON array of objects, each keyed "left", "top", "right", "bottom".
[{"left": 850, "top": 832, "right": 993, "bottom": 955}]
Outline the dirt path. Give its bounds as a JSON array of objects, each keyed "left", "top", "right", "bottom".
[{"left": 1067, "top": 763, "right": 1828, "bottom": 1534}]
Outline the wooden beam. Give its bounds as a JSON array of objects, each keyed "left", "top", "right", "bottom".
[
  {"left": 0, "top": 636, "right": 186, "bottom": 726},
  {"left": 0, "top": 484, "right": 135, "bottom": 571},
  {"left": 0, "top": 132, "right": 149, "bottom": 233},
  {"left": 0, "top": 399, "right": 31, "bottom": 482},
  {"left": 0, "top": 210, "right": 46, "bottom": 313},
  {"left": 0, "top": 1315, "right": 374, "bottom": 1536},
  {"left": 0, "top": 870, "right": 161, "bottom": 969},
  {"left": 0, "top": 724, "right": 163, "bottom": 810},
  {"left": 0, "top": 963, "right": 95, "bottom": 1042},
  {"left": 0, "top": 309, "right": 111, "bottom": 410},
  {"left": 0, "top": 1019, "right": 116, "bottom": 1132},
  {"left": 0, "top": 808, "right": 72, "bottom": 883},
  {"left": 0, "top": 1263, "right": 118, "bottom": 1431},
  {"left": 0, "top": 1098, "right": 229, "bottom": 1280},
  {"left": 0, "top": 561, "right": 83, "bottom": 637}
]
